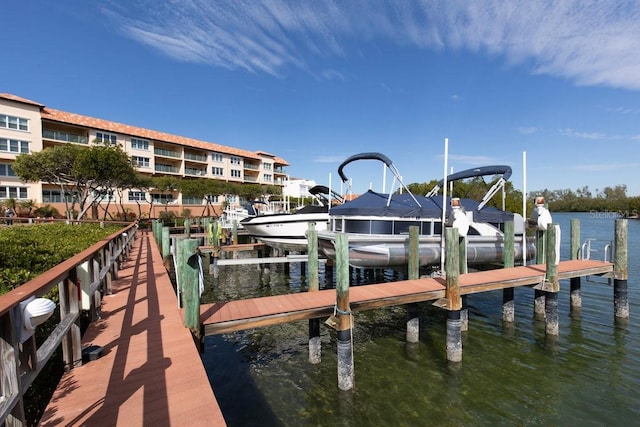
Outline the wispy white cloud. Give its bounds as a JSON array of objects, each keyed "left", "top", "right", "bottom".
[
  {"left": 517, "top": 126, "right": 538, "bottom": 135},
  {"left": 559, "top": 128, "right": 607, "bottom": 140},
  {"left": 314, "top": 155, "right": 347, "bottom": 163},
  {"left": 450, "top": 94, "right": 461, "bottom": 101},
  {"left": 103, "top": 1, "right": 640, "bottom": 89}
]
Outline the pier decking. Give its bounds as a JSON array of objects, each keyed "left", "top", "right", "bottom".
[
  {"left": 40, "top": 231, "right": 226, "bottom": 427},
  {"left": 201, "top": 259, "right": 613, "bottom": 335}
]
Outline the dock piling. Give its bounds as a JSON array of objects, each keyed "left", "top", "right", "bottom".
[
  {"left": 444, "top": 227, "right": 462, "bottom": 362},
  {"left": 534, "top": 228, "right": 546, "bottom": 318},
  {"left": 335, "top": 233, "right": 354, "bottom": 390},
  {"left": 502, "top": 221, "right": 515, "bottom": 323},
  {"left": 570, "top": 219, "right": 582, "bottom": 310},
  {"left": 614, "top": 219, "right": 629, "bottom": 319},
  {"left": 307, "top": 223, "right": 321, "bottom": 364},
  {"left": 406, "top": 226, "right": 420, "bottom": 343},
  {"left": 544, "top": 224, "right": 560, "bottom": 335}
]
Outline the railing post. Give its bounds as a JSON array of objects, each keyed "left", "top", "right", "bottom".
[
  {"left": 184, "top": 218, "right": 191, "bottom": 238},
  {"left": 59, "top": 273, "right": 82, "bottom": 369},
  {"left": 162, "top": 226, "right": 171, "bottom": 260},
  {"left": 0, "top": 310, "right": 26, "bottom": 425}
]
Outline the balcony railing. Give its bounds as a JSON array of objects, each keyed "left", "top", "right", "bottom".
[
  {"left": 185, "top": 168, "right": 207, "bottom": 177},
  {"left": 154, "top": 147, "right": 181, "bottom": 158},
  {"left": 42, "top": 129, "right": 88, "bottom": 145},
  {"left": 243, "top": 176, "right": 258, "bottom": 183},
  {"left": 184, "top": 152, "right": 207, "bottom": 162},
  {"left": 155, "top": 164, "right": 180, "bottom": 174},
  {"left": 243, "top": 163, "right": 260, "bottom": 170}
]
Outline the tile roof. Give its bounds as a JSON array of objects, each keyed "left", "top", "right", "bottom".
[
  {"left": 0, "top": 93, "right": 288, "bottom": 166},
  {"left": 0, "top": 93, "right": 45, "bottom": 108}
]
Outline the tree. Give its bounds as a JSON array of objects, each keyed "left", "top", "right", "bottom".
[{"left": 13, "top": 143, "right": 138, "bottom": 220}]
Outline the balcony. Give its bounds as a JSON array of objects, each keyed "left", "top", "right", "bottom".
[
  {"left": 42, "top": 129, "right": 88, "bottom": 145},
  {"left": 243, "top": 163, "right": 260, "bottom": 170},
  {"left": 184, "top": 152, "right": 207, "bottom": 162},
  {"left": 155, "top": 164, "right": 180, "bottom": 174},
  {"left": 154, "top": 147, "right": 181, "bottom": 158},
  {"left": 185, "top": 167, "right": 207, "bottom": 177},
  {"left": 243, "top": 176, "right": 258, "bottom": 183}
]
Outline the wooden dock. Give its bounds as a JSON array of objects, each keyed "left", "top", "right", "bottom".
[
  {"left": 201, "top": 259, "right": 613, "bottom": 335},
  {"left": 40, "top": 231, "right": 226, "bottom": 427}
]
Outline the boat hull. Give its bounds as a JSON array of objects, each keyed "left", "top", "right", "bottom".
[
  {"left": 317, "top": 231, "right": 536, "bottom": 268},
  {"left": 241, "top": 213, "right": 329, "bottom": 252}
]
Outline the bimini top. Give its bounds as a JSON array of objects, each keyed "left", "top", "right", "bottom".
[{"left": 329, "top": 190, "right": 513, "bottom": 224}]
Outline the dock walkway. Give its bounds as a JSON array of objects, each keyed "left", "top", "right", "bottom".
[
  {"left": 40, "top": 231, "right": 226, "bottom": 427},
  {"left": 201, "top": 259, "right": 613, "bottom": 335}
]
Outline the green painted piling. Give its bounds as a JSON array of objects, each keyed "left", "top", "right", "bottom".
[
  {"left": 406, "top": 226, "right": 420, "bottom": 343},
  {"left": 336, "top": 232, "right": 354, "bottom": 390},
  {"left": 181, "top": 238, "right": 201, "bottom": 337},
  {"left": 184, "top": 218, "right": 191, "bottom": 238},
  {"left": 445, "top": 227, "right": 462, "bottom": 362},
  {"left": 307, "top": 223, "right": 321, "bottom": 364},
  {"left": 502, "top": 221, "right": 515, "bottom": 323},
  {"left": 232, "top": 221, "right": 238, "bottom": 245},
  {"left": 162, "top": 226, "right": 170, "bottom": 260},
  {"left": 544, "top": 224, "right": 560, "bottom": 335},
  {"left": 614, "top": 219, "right": 629, "bottom": 319},
  {"left": 570, "top": 219, "right": 582, "bottom": 310}
]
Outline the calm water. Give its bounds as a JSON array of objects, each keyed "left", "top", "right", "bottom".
[{"left": 201, "top": 213, "right": 640, "bottom": 426}]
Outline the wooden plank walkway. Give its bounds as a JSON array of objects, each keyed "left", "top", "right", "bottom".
[
  {"left": 202, "top": 259, "right": 613, "bottom": 335},
  {"left": 40, "top": 231, "right": 226, "bottom": 427}
]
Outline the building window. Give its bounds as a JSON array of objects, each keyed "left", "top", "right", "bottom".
[
  {"left": 230, "top": 156, "right": 241, "bottom": 165},
  {"left": 0, "top": 114, "right": 28, "bottom": 131},
  {"left": 0, "top": 186, "right": 27, "bottom": 199},
  {"left": 0, "top": 138, "right": 29, "bottom": 153},
  {"left": 0, "top": 163, "right": 15, "bottom": 177},
  {"left": 128, "top": 191, "right": 147, "bottom": 201},
  {"left": 263, "top": 174, "right": 272, "bottom": 182},
  {"left": 211, "top": 167, "right": 224, "bottom": 176},
  {"left": 42, "top": 189, "right": 63, "bottom": 203},
  {"left": 211, "top": 152, "right": 223, "bottom": 162},
  {"left": 131, "top": 138, "right": 149, "bottom": 150},
  {"left": 93, "top": 190, "right": 115, "bottom": 202},
  {"left": 263, "top": 163, "right": 272, "bottom": 170},
  {"left": 182, "top": 196, "right": 203, "bottom": 205},
  {"left": 231, "top": 169, "right": 242, "bottom": 178},
  {"left": 132, "top": 156, "right": 150, "bottom": 168},
  {"left": 151, "top": 194, "right": 174, "bottom": 204},
  {"left": 96, "top": 132, "right": 117, "bottom": 145},
  {"left": 206, "top": 195, "right": 219, "bottom": 203}
]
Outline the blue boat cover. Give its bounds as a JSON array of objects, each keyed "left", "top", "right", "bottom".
[{"left": 329, "top": 190, "right": 513, "bottom": 224}]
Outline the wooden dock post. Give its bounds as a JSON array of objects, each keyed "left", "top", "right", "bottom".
[
  {"left": 544, "top": 224, "right": 560, "bottom": 336},
  {"left": 335, "top": 233, "right": 354, "bottom": 390},
  {"left": 459, "top": 234, "right": 469, "bottom": 332},
  {"left": 307, "top": 223, "right": 321, "bottom": 364},
  {"left": 534, "top": 228, "right": 546, "bottom": 318},
  {"left": 232, "top": 220, "right": 238, "bottom": 245},
  {"left": 184, "top": 218, "right": 191, "bottom": 238},
  {"left": 162, "top": 226, "right": 171, "bottom": 260},
  {"left": 502, "top": 221, "right": 515, "bottom": 322},
  {"left": 614, "top": 219, "right": 629, "bottom": 319},
  {"left": 570, "top": 219, "right": 581, "bottom": 310},
  {"left": 406, "top": 226, "right": 420, "bottom": 343},
  {"left": 444, "top": 227, "right": 462, "bottom": 362},
  {"left": 181, "top": 238, "right": 202, "bottom": 341}
]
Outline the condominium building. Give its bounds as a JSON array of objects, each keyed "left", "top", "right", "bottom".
[{"left": 0, "top": 93, "right": 288, "bottom": 218}]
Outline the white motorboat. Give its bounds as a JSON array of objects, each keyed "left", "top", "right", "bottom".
[
  {"left": 316, "top": 152, "right": 536, "bottom": 270},
  {"left": 240, "top": 185, "right": 343, "bottom": 251}
]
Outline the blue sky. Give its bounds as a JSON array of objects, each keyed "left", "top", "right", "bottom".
[{"left": 5, "top": 1, "right": 640, "bottom": 197}]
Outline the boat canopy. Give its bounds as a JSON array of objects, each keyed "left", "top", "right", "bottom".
[{"left": 329, "top": 190, "right": 513, "bottom": 224}]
